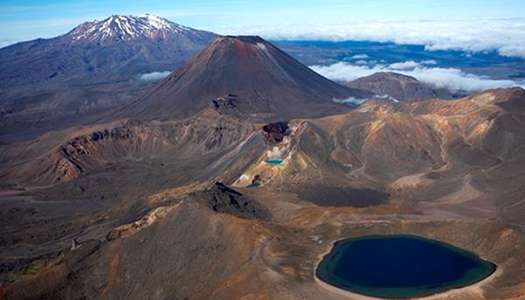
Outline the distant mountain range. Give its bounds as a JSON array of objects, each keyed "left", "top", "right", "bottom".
[{"left": 0, "top": 14, "right": 216, "bottom": 89}]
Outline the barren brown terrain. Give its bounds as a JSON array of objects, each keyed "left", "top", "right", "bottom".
[{"left": 1, "top": 36, "right": 525, "bottom": 300}]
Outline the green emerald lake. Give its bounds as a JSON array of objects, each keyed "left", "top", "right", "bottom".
[{"left": 265, "top": 159, "right": 283, "bottom": 166}]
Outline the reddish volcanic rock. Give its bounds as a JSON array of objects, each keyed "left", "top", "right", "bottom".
[{"left": 262, "top": 121, "right": 289, "bottom": 144}]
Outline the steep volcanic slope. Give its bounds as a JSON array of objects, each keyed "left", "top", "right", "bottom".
[
  {"left": 0, "top": 14, "right": 216, "bottom": 89},
  {"left": 119, "top": 36, "right": 371, "bottom": 121},
  {"left": 346, "top": 72, "right": 453, "bottom": 101}
]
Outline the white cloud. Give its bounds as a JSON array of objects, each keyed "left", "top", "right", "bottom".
[
  {"left": 351, "top": 54, "right": 369, "bottom": 60},
  {"left": 139, "top": 71, "right": 171, "bottom": 81},
  {"left": 228, "top": 18, "right": 525, "bottom": 58},
  {"left": 498, "top": 45, "right": 525, "bottom": 58},
  {"left": 375, "top": 94, "right": 400, "bottom": 103},
  {"left": 389, "top": 61, "right": 420, "bottom": 70},
  {"left": 421, "top": 60, "right": 437, "bottom": 65},
  {"left": 333, "top": 97, "right": 367, "bottom": 105},
  {"left": 310, "top": 61, "right": 524, "bottom": 92}
]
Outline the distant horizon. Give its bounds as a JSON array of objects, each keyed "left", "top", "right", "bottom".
[{"left": 1, "top": 0, "right": 525, "bottom": 58}]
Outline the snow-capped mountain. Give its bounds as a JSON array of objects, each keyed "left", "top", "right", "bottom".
[
  {"left": 69, "top": 14, "right": 194, "bottom": 42},
  {"left": 0, "top": 15, "right": 217, "bottom": 89},
  {"left": 0, "top": 14, "right": 217, "bottom": 140}
]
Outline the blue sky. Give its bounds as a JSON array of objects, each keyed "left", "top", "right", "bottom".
[{"left": 1, "top": 0, "right": 525, "bottom": 53}]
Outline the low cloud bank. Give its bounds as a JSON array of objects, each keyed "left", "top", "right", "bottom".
[
  {"left": 333, "top": 94, "right": 400, "bottom": 106},
  {"left": 333, "top": 97, "right": 368, "bottom": 105},
  {"left": 230, "top": 18, "right": 525, "bottom": 59},
  {"left": 139, "top": 71, "right": 171, "bottom": 81},
  {"left": 311, "top": 61, "right": 524, "bottom": 92}
]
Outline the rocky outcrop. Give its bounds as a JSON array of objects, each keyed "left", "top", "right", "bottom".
[
  {"left": 262, "top": 121, "right": 289, "bottom": 145},
  {"left": 196, "top": 182, "right": 270, "bottom": 220},
  {"left": 212, "top": 94, "right": 239, "bottom": 112}
]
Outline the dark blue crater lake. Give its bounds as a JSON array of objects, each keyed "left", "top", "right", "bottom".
[{"left": 316, "top": 235, "right": 496, "bottom": 299}]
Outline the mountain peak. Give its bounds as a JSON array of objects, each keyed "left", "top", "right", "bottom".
[
  {"left": 0, "top": 14, "right": 217, "bottom": 90},
  {"left": 221, "top": 35, "right": 265, "bottom": 43},
  {"left": 203, "top": 35, "right": 279, "bottom": 62},
  {"left": 68, "top": 14, "right": 190, "bottom": 42},
  {"left": 117, "top": 35, "right": 369, "bottom": 121}
]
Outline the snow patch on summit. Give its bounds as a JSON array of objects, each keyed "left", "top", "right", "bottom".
[
  {"left": 69, "top": 14, "right": 189, "bottom": 42},
  {"left": 256, "top": 42, "right": 268, "bottom": 51}
]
